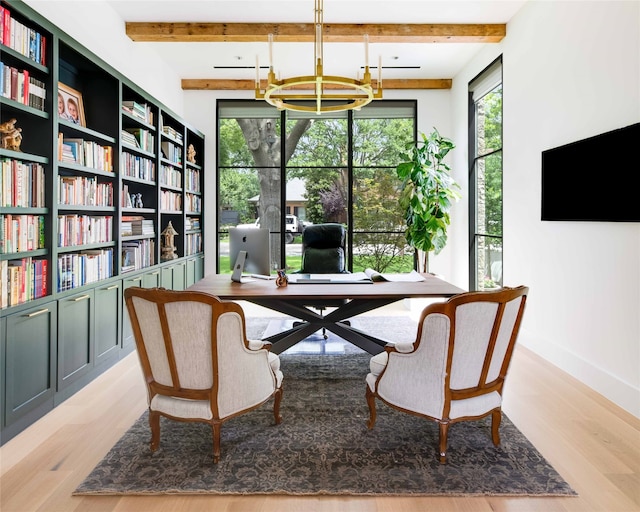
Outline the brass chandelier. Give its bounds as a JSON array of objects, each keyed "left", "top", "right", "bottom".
[{"left": 255, "top": 0, "right": 383, "bottom": 115}]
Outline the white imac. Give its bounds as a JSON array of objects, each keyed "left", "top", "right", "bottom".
[{"left": 229, "top": 227, "right": 272, "bottom": 277}]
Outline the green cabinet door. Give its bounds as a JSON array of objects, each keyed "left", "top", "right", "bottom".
[
  {"left": 57, "top": 291, "right": 94, "bottom": 391},
  {"left": 121, "top": 275, "right": 143, "bottom": 350},
  {"left": 173, "top": 262, "right": 186, "bottom": 291},
  {"left": 195, "top": 255, "right": 205, "bottom": 282},
  {"left": 4, "top": 301, "right": 57, "bottom": 426},
  {"left": 142, "top": 269, "right": 161, "bottom": 288},
  {"left": 185, "top": 258, "right": 196, "bottom": 287},
  {"left": 160, "top": 265, "right": 174, "bottom": 290},
  {"left": 94, "top": 283, "right": 120, "bottom": 367}
]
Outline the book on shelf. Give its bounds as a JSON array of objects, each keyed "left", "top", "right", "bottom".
[{"left": 121, "top": 129, "right": 140, "bottom": 148}]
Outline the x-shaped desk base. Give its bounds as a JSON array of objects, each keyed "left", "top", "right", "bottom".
[{"left": 248, "top": 297, "right": 400, "bottom": 354}]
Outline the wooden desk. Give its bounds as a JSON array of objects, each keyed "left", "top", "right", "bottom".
[{"left": 189, "top": 273, "right": 466, "bottom": 355}]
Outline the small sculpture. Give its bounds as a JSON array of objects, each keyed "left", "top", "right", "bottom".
[
  {"left": 275, "top": 269, "right": 288, "bottom": 288},
  {"left": 161, "top": 221, "right": 179, "bottom": 261},
  {"left": 135, "top": 193, "right": 144, "bottom": 209},
  {"left": 0, "top": 118, "right": 23, "bottom": 151},
  {"left": 187, "top": 143, "right": 196, "bottom": 164}
]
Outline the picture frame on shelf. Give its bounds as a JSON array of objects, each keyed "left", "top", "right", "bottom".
[{"left": 58, "top": 82, "right": 86, "bottom": 127}]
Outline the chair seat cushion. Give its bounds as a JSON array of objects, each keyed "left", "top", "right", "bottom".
[{"left": 151, "top": 395, "right": 213, "bottom": 420}]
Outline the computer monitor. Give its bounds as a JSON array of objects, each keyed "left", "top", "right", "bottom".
[{"left": 228, "top": 227, "right": 271, "bottom": 276}]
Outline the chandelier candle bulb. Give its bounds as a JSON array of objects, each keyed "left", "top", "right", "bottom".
[
  {"left": 255, "top": 55, "right": 259, "bottom": 87},
  {"left": 268, "top": 34, "right": 274, "bottom": 67},
  {"left": 365, "top": 34, "right": 369, "bottom": 67}
]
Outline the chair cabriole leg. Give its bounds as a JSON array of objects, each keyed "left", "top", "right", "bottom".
[
  {"left": 212, "top": 422, "right": 222, "bottom": 463},
  {"left": 366, "top": 387, "right": 377, "bottom": 429},
  {"left": 491, "top": 409, "right": 502, "bottom": 446},
  {"left": 439, "top": 422, "right": 449, "bottom": 464},
  {"left": 149, "top": 410, "right": 160, "bottom": 452},
  {"left": 273, "top": 387, "right": 283, "bottom": 424}
]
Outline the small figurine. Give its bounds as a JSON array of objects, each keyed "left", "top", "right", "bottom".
[
  {"left": 187, "top": 143, "right": 196, "bottom": 164},
  {"left": 275, "top": 268, "right": 288, "bottom": 288},
  {"left": 161, "top": 221, "right": 179, "bottom": 261},
  {"left": 0, "top": 118, "right": 23, "bottom": 151},
  {"left": 135, "top": 193, "right": 144, "bottom": 209}
]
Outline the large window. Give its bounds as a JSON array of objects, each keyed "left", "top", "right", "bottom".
[
  {"left": 217, "top": 100, "right": 416, "bottom": 274},
  {"left": 469, "top": 58, "right": 503, "bottom": 290}
]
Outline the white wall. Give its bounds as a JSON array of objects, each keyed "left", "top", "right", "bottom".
[
  {"left": 23, "top": 0, "right": 185, "bottom": 114},
  {"left": 449, "top": 1, "right": 640, "bottom": 416}
]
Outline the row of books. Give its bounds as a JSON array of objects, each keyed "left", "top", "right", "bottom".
[
  {"left": 122, "top": 100, "right": 154, "bottom": 125},
  {"left": 185, "top": 217, "right": 201, "bottom": 231},
  {"left": 120, "top": 152, "right": 156, "bottom": 181},
  {"left": 160, "top": 190, "right": 182, "bottom": 212},
  {"left": 185, "top": 168, "right": 201, "bottom": 193},
  {"left": 185, "top": 233, "right": 202, "bottom": 255},
  {"left": 57, "top": 133, "right": 114, "bottom": 172},
  {"left": 160, "top": 165, "right": 182, "bottom": 189},
  {"left": 160, "top": 140, "right": 183, "bottom": 166},
  {"left": 0, "top": 158, "right": 46, "bottom": 208},
  {"left": 0, "top": 63, "right": 46, "bottom": 110},
  {"left": 184, "top": 193, "right": 202, "bottom": 214},
  {"left": 0, "top": 6, "right": 47, "bottom": 66},
  {"left": 121, "top": 216, "right": 154, "bottom": 237},
  {"left": 0, "top": 257, "right": 48, "bottom": 308},
  {"left": 57, "top": 249, "right": 114, "bottom": 292},
  {"left": 58, "top": 175, "right": 114, "bottom": 207},
  {"left": 123, "top": 128, "right": 155, "bottom": 152},
  {"left": 121, "top": 239, "right": 154, "bottom": 273},
  {"left": 0, "top": 214, "right": 45, "bottom": 254},
  {"left": 57, "top": 214, "right": 113, "bottom": 248}
]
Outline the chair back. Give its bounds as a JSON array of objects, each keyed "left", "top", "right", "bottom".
[
  {"left": 415, "top": 286, "right": 528, "bottom": 410},
  {"left": 300, "top": 223, "right": 347, "bottom": 273},
  {"left": 124, "top": 287, "right": 277, "bottom": 418}
]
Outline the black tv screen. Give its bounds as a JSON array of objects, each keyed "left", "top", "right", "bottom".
[{"left": 541, "top": 123, "right": 640, "bottom": 222}]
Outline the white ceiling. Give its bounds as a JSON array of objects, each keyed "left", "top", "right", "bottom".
[{"left": 106, "top": 0, "right": 527, "bottom": 82}]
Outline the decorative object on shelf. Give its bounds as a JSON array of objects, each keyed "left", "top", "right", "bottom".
[
  {"left": 134, "top": 193, "right": 144, "bottom": 209},
  {"left": 161, "top": 221, "right": 179, "bottom": 261},
  {"left": 58, "top": 82, "right": 86, "bottom": 126},
  {"left": 275, "top": 269, "right": 288, "bottom": 287},
  {"left": 396, "top": 128, "right": 461, "bottom": 273},
  {"left": 187, "top": 143, "right": 196, "bottom": 164},
  {"left": 254, "top": 0, "right": 382, "bottom": 115},
  {"left": 0, "top": 118, "right": 23, "bottom": 151}
]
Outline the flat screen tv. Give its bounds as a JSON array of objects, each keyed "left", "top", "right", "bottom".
[{"left": 541, "top": 122, "right": 640, "bottom": 222}]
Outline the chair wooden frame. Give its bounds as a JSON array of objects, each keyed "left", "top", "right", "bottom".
[
  {"left": 366, "top": 286, "right": 528, "bottom": 463},
  {"left": 124, "top": 287, "right": 283, "bottom": 463}
]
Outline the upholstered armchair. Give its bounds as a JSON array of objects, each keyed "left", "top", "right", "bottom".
[
  {"left": 365, "top": 286, "right": 528, "bottom": 463},
  {"left": 124, "top": 287, "right": 284, "bottom": 463}
]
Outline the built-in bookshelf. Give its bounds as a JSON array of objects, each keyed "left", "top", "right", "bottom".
[{"left": 0, "top": 0, "right": 205, "bottom": 444}]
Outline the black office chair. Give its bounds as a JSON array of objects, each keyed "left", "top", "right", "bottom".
[{"left": 295, "top": 223, "right": 350, "bottom": 339}]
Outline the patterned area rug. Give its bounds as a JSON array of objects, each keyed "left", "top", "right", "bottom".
[{"left": 74, "top": 317, "right": 576, "bottom": 497}]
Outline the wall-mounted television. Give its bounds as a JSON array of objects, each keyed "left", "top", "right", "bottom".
[{"left": 541, "top": 122, "right": 640, "bottom": 222}]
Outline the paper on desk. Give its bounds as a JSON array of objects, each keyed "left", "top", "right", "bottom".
[{"left": 364, "top": 269, "right": 426, "bottom": 282}]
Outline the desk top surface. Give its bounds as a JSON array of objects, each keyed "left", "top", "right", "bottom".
[{"left": 189, "top": 273, "right": 466, "bottom": 301}]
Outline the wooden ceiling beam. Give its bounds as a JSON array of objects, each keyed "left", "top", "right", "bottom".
[
  {"left": 181, "top": 78, "right": 452, "bottom": 90},
  {"left": 126, "top": 22, "right": 505, "bottom": 43}
]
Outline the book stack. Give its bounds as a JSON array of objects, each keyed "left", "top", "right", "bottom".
[
  {"left": 0, "top": 158, "right": 46, "bottom": 207},
  {"left": 121, "top": 129, "right": 139, "bottom": 148},
  {"left": 160, "top": 140, "right": 183, "bottom": 165},
  {"left": 122, "top": 100, "right": 153, "bottom": 124},
  {"left": 0, "top": 214, "right": 46, "bottom": 253},
  {"left": 121, "top": 215, "right": 154, "bottom": 237},
  {"left": 125, "top": 128, "right": 154, "bottom": 152},
  {"left": 161, "top": 125, "right": 183, "bottom": 143},
  {"left": 121, "top": 239, "right": 154, "bottom": 272}
]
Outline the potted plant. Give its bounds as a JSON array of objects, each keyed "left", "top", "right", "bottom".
[{"left": 396, "top": 128, "right": 461, "bottom": 273}]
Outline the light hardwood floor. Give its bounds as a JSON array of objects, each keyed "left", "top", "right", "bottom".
[{"left": 1, "top": 311, "right": 639, "bottom": 512}]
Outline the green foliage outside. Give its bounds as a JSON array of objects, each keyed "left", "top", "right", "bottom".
[{"left": 218, "top": 108, "right": 415, "bottom": 273}]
